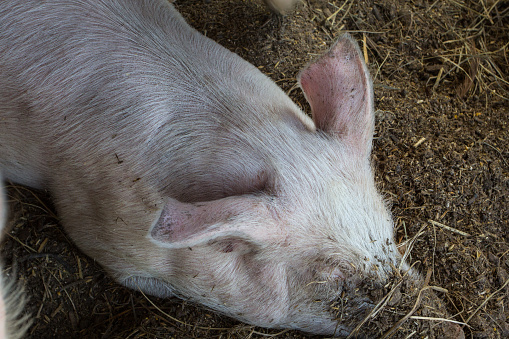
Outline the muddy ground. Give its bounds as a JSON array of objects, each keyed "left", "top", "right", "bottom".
[{"left": 2, "top": 0, "right": 508, "bottom": 338}]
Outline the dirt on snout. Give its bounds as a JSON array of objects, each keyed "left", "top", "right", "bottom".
[
  {"left": 2, "top": 0, "right": 508, "bottom": 338},
  {"left": 354, "top": 270, "right": 465, "bottom": 338}
]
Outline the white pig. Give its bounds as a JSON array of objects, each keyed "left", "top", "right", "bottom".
[{"left": 1, "top": 0, "right": 419, "bottom": 335}]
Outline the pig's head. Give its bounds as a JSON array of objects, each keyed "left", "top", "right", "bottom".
[{"left": 141, "top": 34, "right": 413, "bottom": 335}]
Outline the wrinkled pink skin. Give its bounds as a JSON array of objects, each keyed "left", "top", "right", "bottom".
[{"left": 1, "top": 0, "right": 415, "bottom": 335}]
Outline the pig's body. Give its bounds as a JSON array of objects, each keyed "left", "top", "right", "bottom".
[{"left": 1, "top": 0, "right": 410, "bottom": 335}]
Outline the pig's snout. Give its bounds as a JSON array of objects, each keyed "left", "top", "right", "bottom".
[
  {"left": 326, "top": 268, "right": 398, "bottom": 333},
  {"left": 324, "top": 268, "right": 466, "bottom": 338}
]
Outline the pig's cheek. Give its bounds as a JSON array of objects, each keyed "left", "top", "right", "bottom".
[{"left": 242, "top": 257, "right": 292, "bottom": 320}]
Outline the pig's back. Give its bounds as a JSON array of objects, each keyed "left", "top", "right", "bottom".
[{"left": 0, "top": 0, "right": 274, "bottom": 188}]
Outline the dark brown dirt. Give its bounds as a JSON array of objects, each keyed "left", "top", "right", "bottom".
[{"left": 2, "top": 0, "right": 508, "bottom": 338}]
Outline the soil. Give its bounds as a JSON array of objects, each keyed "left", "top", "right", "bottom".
[{"left": 2, "top": 0, "right": 508, "bottom": 338}]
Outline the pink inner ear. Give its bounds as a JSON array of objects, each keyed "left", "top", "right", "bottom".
[
  {"left": 298, "top": 34, "right": 374, "bottom": 154},
  {"left": 149, "top": 196, "right": 281, "bottom": 249},
  {"left": 150, "top": 199, "right": 217, "bottom": 244}
]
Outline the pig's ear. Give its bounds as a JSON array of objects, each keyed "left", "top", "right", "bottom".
[
  {"left": 148, "top": 196, "right": 281, "bottom": 249},
  {"left": 298, "top": 34, "right": 374, "bottom": 157}
]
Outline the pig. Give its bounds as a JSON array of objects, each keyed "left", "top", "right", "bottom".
[
  {"left": 0, "top": 0, "right": 439, "bottom": 335},
  {"left": 0, "top": 184, "right": 31, "bottom": 339}
]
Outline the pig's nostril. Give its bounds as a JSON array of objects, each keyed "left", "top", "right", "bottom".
[{"left": 329, "top": 295, "right": 375, "bottom": 332}]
